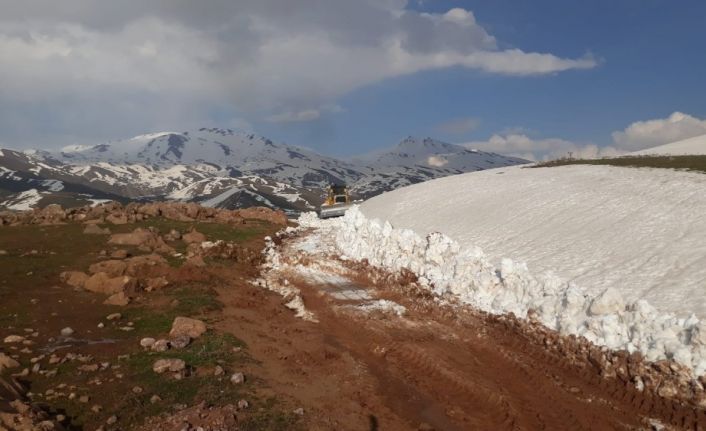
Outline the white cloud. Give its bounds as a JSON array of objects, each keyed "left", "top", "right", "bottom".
[
  {"left": 427, "top": 155, "right": 448, "bottom": 167},
  {"left": 612, "top": 112, "right": 706, "bottom": 151},
  {"left": 463, "top": 133, "right": 621, "bottom": 161},
  {"left": 0, "top": 1, "right": 597, "bottom": 148},
  {"left": 266, "top": 109, "right": 321, "bottom": 123},
  {"left": 437, "top": 117, "right": 481, "bottom": 135}
]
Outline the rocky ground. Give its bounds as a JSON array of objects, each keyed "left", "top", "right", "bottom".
[{"left": 1, "top": 202, "right": 705, "bottom": 430}]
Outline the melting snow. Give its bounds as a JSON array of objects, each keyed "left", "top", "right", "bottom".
[{"left": 298, "top": 205, "right": 706, "bottom": 377}]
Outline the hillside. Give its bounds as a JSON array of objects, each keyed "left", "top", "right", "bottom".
[
  {"left": 358, "top": 164, "right": 706, "bottom": 317},
  {"left": 0, "top": 130, "right": 526, "bottom": 212},
  {"left": 631, "top": 133, "right": 706, "bottom": 156}
]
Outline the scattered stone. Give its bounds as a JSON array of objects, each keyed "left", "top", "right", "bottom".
[
  {"left": 91, "top": 404, "right": 102, "bottom": 413},
  {"left": 104, "top": 291, "right": 131, "bottom": 306},
  {"left": 4, "top": 335, "right": 25, "bottom": 344},
  {"left": 150, "top": 394, "right": 162, "bottom": 404},
  {"left": 0, "top": 352, "right": 20, "bottom": 372},
  {"left": 97, "top": 322, "right": 105, "bottom": 328},
  {"left": 59, "top": 271, "right": 89, "bottom": 289},
  {"left": 169, "top": 335, "right": 191, "bottom": 349},
  {"left": 140, "top": 338, "right": 156, "bottom": 348},
  {"left": 84, "top": 273, "right": 138, "bottom": 295},
  {"left": 89, "top": 259, "right": 127, "bottom": 277},
  {"left": 169, "top": 317, "right": 207, "bottom": 339},
  {"left": 132, "top": 386, "right": 143, "bottom": 394},
  {"left": 110, "top": 249, "right": 130, "bottom": 259},
  {"left": 106, "top": 313, "right": 122, "bottom": 321},
  {"left": 292, "top": 407, "right": 305, "bottom": 416},
  {"left": 144, "top": 276, "right": 169, "bottom": 291},
  {"left": 213, "top": 365, "right": 225, "bottom": 377},
  {"left": 106, "top": 415, "right": 117, "bottom": 425},
  {"left": 152, "top": 339, "right": 170, "bottom": 352},
  {"left": 0, "top": 250, "right": 7, "bottom": 256},
  {"left": 79, "top": 395, "right": 90, "bottom": 403},
  {"left": 60, "top": 327, "right": 74, "bottom": 337},
  {"left": 106, "top": 213, "right": 128, "bottom": 225},
  {"left": 152, "top": 358, "right": 186, "bottom": 374},
  {"left": 182, "top": 229, "right": 207, "bottom": 244},
  {"left": 230, "top": 372, "right": 245, "bottom": 384},
  {"left": 237, "top": 399, "right": 249, "bottom": 409}
]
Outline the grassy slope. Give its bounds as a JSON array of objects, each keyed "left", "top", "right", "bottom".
[
  {"left": 532, "top": 155, "right": 706, "bottom": 174},
  {"left": 0, "top": 218, "right": 300, "bottom": 430}
]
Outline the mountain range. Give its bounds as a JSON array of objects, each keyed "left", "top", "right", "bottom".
[{"left": 0, "top": 128, "right": 527, "bottom": 214}]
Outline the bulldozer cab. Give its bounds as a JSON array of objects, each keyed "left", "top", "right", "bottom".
[{"left": 325, "top": 184, "right": 350, "bottom": 205}]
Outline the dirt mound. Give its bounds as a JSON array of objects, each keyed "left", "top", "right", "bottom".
[{"left": 0, "top": 201, "right": 288, "bottom": 227}]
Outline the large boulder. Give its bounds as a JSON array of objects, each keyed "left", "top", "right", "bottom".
[
  {"left": 0, "top": 353, "right": 20, "bottom": 373},
  {"left": 84, "top": 273, "right": 138, "bottom": 295},
  {"left": 169, "top": 317, "right": 207, "bottom": 339},
  {"left": 109, "top": 228, "right": 174, "bottom": 254},
  {"left": 108, "top": 228, "right": 157, "bottom": 247},
  {"left": 103, "top": 291, "right": 130, "bottom": 306},
  {"left": 125, "top": 254, "right": 169, "bottom": 277},
  {"left": 105, "top": 213, "right": 128, "bottom": 225},
  {"left": 59, "top": 271, "right": 89, "bottom": 289},
  {"left": 182, "top": 229, "right": 206, "bottom": 244},
  {"left": 88, "top": 260, "right": 127, "bottom": 277}
]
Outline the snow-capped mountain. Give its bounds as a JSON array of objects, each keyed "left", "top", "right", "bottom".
[
  {"left": 0, "top": 129, "right": 527, "bottom": 213},
  {"left": 350, "top": 137, "right": 527, "bottom": 197},
  {"left": 53, "top": 128, "right": 365, "bottom": 187}
]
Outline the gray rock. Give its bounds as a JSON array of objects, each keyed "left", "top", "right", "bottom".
[
  {"left": 169, "top": 335, "right": 191, "bottom": 349},
  {"left": 153, "top": 358, "right": 186, "bottom": 374},
  {"left": 151, "top": 339, "right": 170, "bottom": 352},
  {"left": 230, "top": 372, "right": 245, "bottom": 384}
]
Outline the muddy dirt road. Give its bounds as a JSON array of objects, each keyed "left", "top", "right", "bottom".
[{"left": 213, "top": 231, "right": 706, "bottom": 430}]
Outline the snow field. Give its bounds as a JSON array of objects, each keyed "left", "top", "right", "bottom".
[{"left": 299, "top": 207, "right": 706, "bottom": 377}]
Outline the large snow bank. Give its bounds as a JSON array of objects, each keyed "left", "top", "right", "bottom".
[
  {"left": 632, "top": 133, "right": 706, "bottom": 156},
  {"left": 360, "top": 164, "right": 706, "bottom": 318},
  {"left": 299, "top": 207, "right": 706, "bottom": 376}
]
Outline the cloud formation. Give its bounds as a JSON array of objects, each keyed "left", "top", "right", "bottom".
[
  {"left": 612, "top": 112, "right": 706, "bottom": 151},
  {"left": 0, "top": 1, "right": 596, "bottom": 149},
  {"left": 463, "top": 133, "right": 621, "bottom": 161}
]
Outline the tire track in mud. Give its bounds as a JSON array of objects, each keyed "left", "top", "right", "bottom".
[
  {"left": 384, "top": 340, "right": 522, "bottom": 430},
  {"left": 484, "top": 317, "right": 706, "bottom": 430},
  {"left": 268, "top": 235, "right": 703, "bottom": 430}
]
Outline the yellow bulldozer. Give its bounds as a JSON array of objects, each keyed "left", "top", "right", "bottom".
[{"left": 319, "top": 184, "right": 353, "bottom": 218}]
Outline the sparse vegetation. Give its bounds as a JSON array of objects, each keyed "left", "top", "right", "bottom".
[
  {"left": 0, "top": 212, "right": 294, "bottom": 431},
  {"left": 532, "top": 155, "right": 706, "bottom": 173}
]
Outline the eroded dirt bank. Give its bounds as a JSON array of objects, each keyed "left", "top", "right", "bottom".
[{"left": 236, "top": 228, "right": 706, "bottom": 430}]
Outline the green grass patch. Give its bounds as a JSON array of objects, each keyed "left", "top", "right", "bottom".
[
  {"left": 130, "top": 218, "right": 269, "bottom": 244},
  {"left": 113, "top": 331, "right": 251, "bottom": 428},
  {"left": 532, "top": 155, "right": 706, "bottom": 173},
  {"left": 123, "top": 285, "right": 223, "bottom": 336}
]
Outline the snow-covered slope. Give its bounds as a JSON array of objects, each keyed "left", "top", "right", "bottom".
[
  {"left": 360, "top": 164, "right": 706, "bottom": 317},
  {"left": 350, "top": 137, "right": 526, "bottom": 197},
  {"left": 631, "top": 133, "right": 706, "bottom": 156},
  {"left": 54, "top": 128, "right": 365, "bottom": 188},
  {"left": 1, "top": 130, "right": 527, "bottom": 212}
]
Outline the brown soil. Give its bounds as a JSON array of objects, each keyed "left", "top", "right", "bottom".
[{"left": 2, "top": 218, "right": 704, "bottom": 430}]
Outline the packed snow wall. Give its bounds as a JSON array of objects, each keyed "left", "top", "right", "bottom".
[{"left": 299, "top": 207, "right": 706, "bottom": 377}]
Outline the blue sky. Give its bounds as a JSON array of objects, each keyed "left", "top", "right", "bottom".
[
  {"left": 259, "top": 0, "right": 706, "bottom": 157},
  {"left": 1, "top": 0, "right": 705, "bottom": 159}
]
